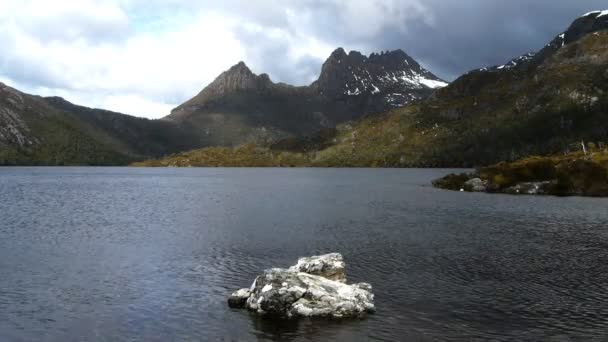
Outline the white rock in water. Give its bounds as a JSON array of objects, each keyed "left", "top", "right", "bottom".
[{"left": 228, "top": 253, "right": 375, "bottom": 319}]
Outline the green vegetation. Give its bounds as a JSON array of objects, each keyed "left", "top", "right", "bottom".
[
  {"left": 432, "top": 173, "right": 472, "bottom": 191},
  {"left": 0, "top": 94, "right": 203, "bottom": 166},
  {"left": 433, "top": 148, "right": 608, "bottom": 197},
  {"left": 133, "top": 144, "right": 311, "bottom": 167}
]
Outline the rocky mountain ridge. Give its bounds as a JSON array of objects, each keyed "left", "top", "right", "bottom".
[
  {"left": 311, "top": 48, "right": 447, "bottom": 106},
  {"left": 165, "top": 48, "right": 446, "bottom": 147}
]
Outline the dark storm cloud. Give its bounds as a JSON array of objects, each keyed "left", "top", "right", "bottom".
[
  {"left": 384, "top": 0, "right": 608, "bottom": 79},
  {"left": 290, "top": 0, "right": 608, "bottom": 79}
]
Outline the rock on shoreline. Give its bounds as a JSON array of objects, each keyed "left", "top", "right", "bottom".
[{"left": 228, "top": 253, "right": 375, "bottom": 319}]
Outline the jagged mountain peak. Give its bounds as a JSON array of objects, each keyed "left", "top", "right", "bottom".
[
  {"left": 171, "top": 61, "right": 275, "bottom": 116},
  {"left": 228, "top": 61, "right": 253, "bottom": 74},
  {"left": 329, "top": 47, "right": 348, "bottom": 59},
  {"left": 313, "top": 48, "right": 447, "bottom": 104}
]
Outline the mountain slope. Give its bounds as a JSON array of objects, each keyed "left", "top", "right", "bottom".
[
  {"left": 0, "top": 84, "right": 200, "bottom": 165},
  {"left": 137, "top": 11, "right": 608, "bottom": 168},
  {"left": 165, "top": 49, "right": 446, "bottom": 147},
  {"left": 312, "top": 10, "right": 608, "bottom": 167}
]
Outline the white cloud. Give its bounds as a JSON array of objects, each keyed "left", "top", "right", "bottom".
[
  {"left": 0, "top": 2, "right": 254, "bottom": 118},
  {"left": 0, "top": 0, "right": 130, "bottom": 42},
  {"left": 0, "top": 0, "right": 446, "bottom": 119},
  {"left": 102, "top": 94, "right": 176, "bottom": 118},
  {"left": 0, "top": 0, "right": 348, "bottom": 118}
]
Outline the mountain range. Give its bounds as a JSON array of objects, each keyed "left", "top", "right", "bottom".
[
  {"left": 0, "top": 47, "right": 445, "bottom": 165},
  {"left": 167, "top": 49, "right": 446, "bottom": 148},
  {"left": 1, "top": 11, "right": 607, "bottom": 167}
]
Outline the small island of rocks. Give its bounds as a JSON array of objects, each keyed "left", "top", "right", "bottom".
[{"left": 228, "top": 253, "right": 375, "bottom": 319}]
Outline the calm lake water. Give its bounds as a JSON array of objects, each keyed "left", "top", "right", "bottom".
[{"left": 1, "top": 167, "right": 608, "bottom": 341}]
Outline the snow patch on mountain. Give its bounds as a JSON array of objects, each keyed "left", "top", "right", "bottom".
[
  {"left": 343, "top": 67, "right": 446, "bottom": 97},
  {"left": 313, "top": 49, "right": 448, "bottom": 108},
  {"left": 415, "top": 75, "right": 449, "bottom": 89},
  {"left": 470, "top": 52, "right": 536, "bottom": 74},
  {"left": 496, "top": 52, "right": 536, "bottom": 71},
  {"left": 582, "top": 10, "right": 608, "bottom": 18}
]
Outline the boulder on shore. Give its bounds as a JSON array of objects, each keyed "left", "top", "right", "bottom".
[
  {"left": 228, "top": 253, "right": 375, "bottom": 319},
  {"left": 503, "top": 181, "right": 553, "bottom": 195},
  {"left": 463, "top": 178, "right": 487, "bottom": 192}
]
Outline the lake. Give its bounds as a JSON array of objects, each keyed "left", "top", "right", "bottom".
[{"left": 1, "top": 167, "right": 608, "bottom": 341}]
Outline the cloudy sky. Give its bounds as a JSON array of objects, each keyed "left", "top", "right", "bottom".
[{"left": 0, "top": 0, "right": 606, "bottom": 118}]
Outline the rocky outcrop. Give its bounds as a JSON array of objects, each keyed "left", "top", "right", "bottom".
[{"left": 228, "top": 253, "right": 375, "bottom": 319}]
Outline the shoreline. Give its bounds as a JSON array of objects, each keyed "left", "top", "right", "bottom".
[{"left": 432, "top": 151, "right": 608, "bottom": 198}]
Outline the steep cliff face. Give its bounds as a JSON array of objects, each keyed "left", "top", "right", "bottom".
[
  {"left": 165, "top": 49, "right": 447, "bottom": 147},
  {"left": 312, "top": 48, "right": 446, "bottom": 107}
]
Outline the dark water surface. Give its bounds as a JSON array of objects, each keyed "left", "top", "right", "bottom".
[{"left": 1, "top": 167, "right": 608, "bottom": 341}]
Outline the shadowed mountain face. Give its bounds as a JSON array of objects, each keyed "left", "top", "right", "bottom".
[{"left": 166, "top": 49, "right": 447, "bottom": 147}]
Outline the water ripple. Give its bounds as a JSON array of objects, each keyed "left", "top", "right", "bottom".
[{"left": 1, "top": 167, "right": 608, "bottom": 341}]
